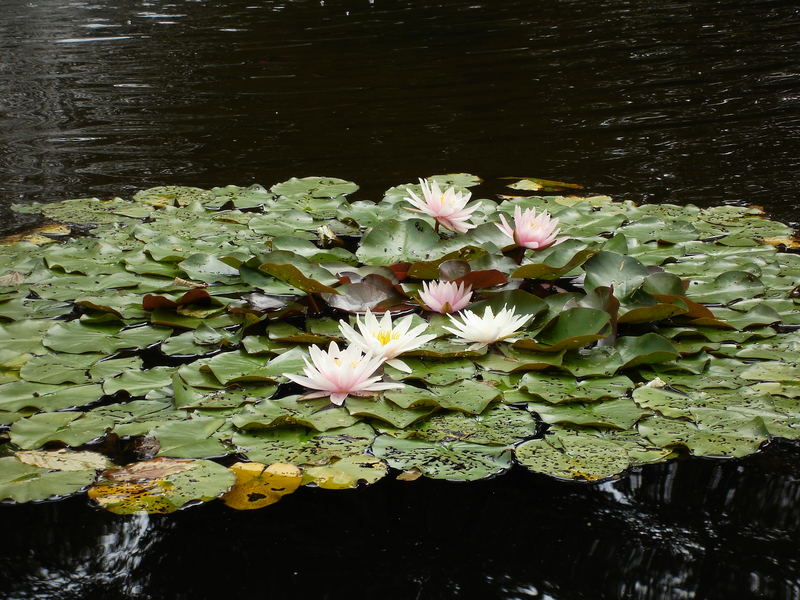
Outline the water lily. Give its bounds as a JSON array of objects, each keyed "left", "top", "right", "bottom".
[
  {"left": 404, "top": 178, "right": 482, "bottom": 233},
  {"left": 496, "top": 206, "right": 566, "bottom": 250},
  {"left": 419, "top": 280, "right": 473, "bottom": 314},
  {"left": 443, "top": 304, "right": 531, "bottom": 349},
  {"left": 283, "top": 342, "right": 403, "bottom": 406},
  {"left": 339, "top": 310, "right": 436, "bottom": 373}
]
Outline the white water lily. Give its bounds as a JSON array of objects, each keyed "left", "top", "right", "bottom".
[
  {"left": 443, "top": 304, "right": 532, "bottom": 348},
  {"left": 339, "top": 310, "right": 436, "bottom": 373},
  {"left": 283, "top": 342, "right": 403, "bottom": 406}
]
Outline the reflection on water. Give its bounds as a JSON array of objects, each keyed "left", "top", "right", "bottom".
[
  {"left": 2, "top": 440, "right": 800, "bottom": 599},
  {"left": 1, "top": 511, "right": 158, "bottom": 599},
  {"left": 1, "top": 0, "right": 799, "bottom": 234},
  {"left": 1, "top": 0, "right": 800, "bottom": 597}
]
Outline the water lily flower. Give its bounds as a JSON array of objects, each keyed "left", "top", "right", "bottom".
[
  {"left": 404, "top": 178, "right": 482, "bottom": 233},
  {"left": 283, "top": 342, "right": 403, "bottom": 406},
  {"left": 419, "top": 280, "right": 473, "bottom": 314},
  {"left": 495, "top": 206, "right": 567, "bottom": 250},
  {"left": 443, "top": 304, "right": 531, "bottom": 349},
  {"left": 339, "top": 310, "right": 436, "bottom": 373}
]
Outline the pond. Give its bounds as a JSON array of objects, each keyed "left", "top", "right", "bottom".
[{"left": 1, "top": 1, "right": 799, "bottom": 598}]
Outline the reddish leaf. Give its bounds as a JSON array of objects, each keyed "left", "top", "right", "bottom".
[
  {"left": 388, "top": 262, "right": 412, "bottom": 282},
  {"left": 143, "top": 289, "right": 211, "bottom": 310},
  {"left": 454, "top": 269, "right": 508, "bottom": 290}
]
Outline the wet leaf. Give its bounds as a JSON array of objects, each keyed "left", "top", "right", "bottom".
[
  {"left": 152, "top": 418, "right": 229, "bottom": 458},
  {"left": 506, "top": 177, "right": 583, "bottom": 192},
  {"left": 232, "top": 396, "right": 359, "bottom": 432},
  {"left": 0, "top": 456, "right": 96, "bottom": 502},
  {"left": 518, "top": 373, "right": 634, "bottom": 404},
  {"left": 526, "top": 397, "right": 649, "bottom": 429},
  {"left": 382, "top": 403, "right": 537, "bottom": 445},
  {"left": 384, "top": 380, "right": 501, "bottom": 414},
  {"left": 223, "top": 462, "right": 302, "bottom": 509},
  {"left": 372, "top": 435, "right": 512, "bottom": 481},
  {"left": 233, "top": 423, "right": 376, "bottom": 466},
  {"left": 344, "top": 396, "right": 436, "bottom": 428},
  {"left": 514, "top": 433, "right": 631, "bottom": 481},
  {"left": 88, "top": 458, "right": 235, "bottom": 514},
  {"left": 356, "top": 219, "right": 440, "bottom": 266},
  {"left": 15, "top": 449, "right": 112, "bottom": 471},
  {"left": 302, "top": 455, "right": 388, "bottom": 489},
  {"left": 10, "top": 412, "right": 113, "bottom": 449}
]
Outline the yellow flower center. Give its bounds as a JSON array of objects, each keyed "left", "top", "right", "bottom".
[{"left": 375, "top": 330, "right": 400, "bottom": 346}]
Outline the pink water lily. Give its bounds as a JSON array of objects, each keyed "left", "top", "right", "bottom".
[
  {"left": 496, "top": 206, "right": 567, "bottom": 250},
  {"left": 283, "top": 342, "right": 403, "bottom": 406},
  {"left": 404, "top": 178, "right": 482, "bottom": 233},
  {"left": 419, "top": 280, "right": 473, "bottom": 314}
]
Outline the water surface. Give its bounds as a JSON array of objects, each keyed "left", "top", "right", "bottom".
[
  {"left": 1, "top": 0, "right": 798, "bottom": 231},
  {"left": 1, "top": 1, "right": 799, "bottom": 598}
]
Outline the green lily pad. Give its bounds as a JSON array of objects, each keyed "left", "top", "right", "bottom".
[
  {"left": 302, "top": 455, "right": 388, "bottom": 489},
  {"left": 152, "top": 418, "right": 230, "bottom": 458},
  {"left": 526, "top": 397, "right": 649, "bottom": 429},
  {"left": 518, "top": 372, "right": 633, "bottom": 404},
  {"left": 371, "top": 435, "right": 512, "bottom": 481},
  {"left": 0, "top": 456, "right": 97, "bottom": 502},
  {"left": 10, "top": 412, "right": 113, "bottom": 449},
  {"left": 232, "top": 396, "right": 359, "bottom": 432},
  {"left": 382, "top": 403, "right": 537, "bottom": 445},
  {"left": 233, "top": 423, "right": 376, "bottom": 466},
  {"left": 384, "top": 380, "right": 501, "bottom": 414}
]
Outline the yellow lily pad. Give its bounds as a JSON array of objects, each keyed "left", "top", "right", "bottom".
[
  {"left": 15, "top": 449, "right": 112, "bottom": 471},
  {"left": 223, "top": 462, "right": 302, "bottom": 510}
]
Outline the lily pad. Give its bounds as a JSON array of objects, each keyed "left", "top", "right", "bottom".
[
  {"left": 88, "top": 458, "right": 235, "bottom": 514},
  {"left": 371, "top": 435, "right": 512, "bottom": 481},
  {"left": 222, "top": 462, "right": 303, "bottom": 509},
  {"left": 0, "top": 456, "right": 97, "bottom": 502}
]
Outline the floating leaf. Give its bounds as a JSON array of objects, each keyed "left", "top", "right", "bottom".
[
  {"left": 526, "top": 397, "right": 649, "bottom": 429},
  {"left": 233, "top": 423, "right": 376, "bottom": 466},
  {"left": 638, "top": 416, "right": 768, "bottom": 458},
  {"left": 372, "top": 435, "right": 512, "bottom": 481},
  {"left": 514, "top": 433, "right": 631, "bottom": 481},
  {"left": 15, "top": 449, "right": 112, "bottom": 471},
  {"left": 223, "top": 462, "right": 302, "bottom": 509},
  {"left": 0, "top": 456, "right": 97, "bottom": 502},
  {"left": 10, "top": 412, "right": 113, "bottom": 449},
  {"left": 356, "top": 219, "right": 440, "bottom": 266},
  {"left": 383, "top": 404, "right": 537, "bottom": 445},
  {"left": 384, "top": 380, "right": 501, "bottom": 414},
  {"left": 152, "top": 418, "right": 229, "bottom": 458},
  {"left": 302, "top": 455, "right": 388, "bottom": 489},
  {"left": 518, "top": 373, "right": 634, "bottom": 404},
  {"left": 344, "top": 396, "right": 436, "bottom": 428},
  {"left": 232, "top": 396, "right": 358, "bottom": 432},
  {"left": 88, "top": 458, "right": 235, "bottom": 514}
]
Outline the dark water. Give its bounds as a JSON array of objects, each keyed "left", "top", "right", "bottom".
[
  {"left": 2, "top": 1, "right": 800, "bottom": 598},
  {"left": 3, "top": 441, "right": 800, "bottom": 600},
  {"left": 1, "top": 0, "right": 799, "bottom": 232}
]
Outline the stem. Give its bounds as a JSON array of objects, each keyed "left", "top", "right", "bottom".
[
  {"left": 508, "top": 246, "right": 526, "bottom": 265},
  {"left": 307, "top": 293, "right": 321, "bottom": 314}
]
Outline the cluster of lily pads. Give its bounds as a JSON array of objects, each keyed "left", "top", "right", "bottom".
[{"left": 0, "top": 174, "right": 798, "bottom": 514}]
